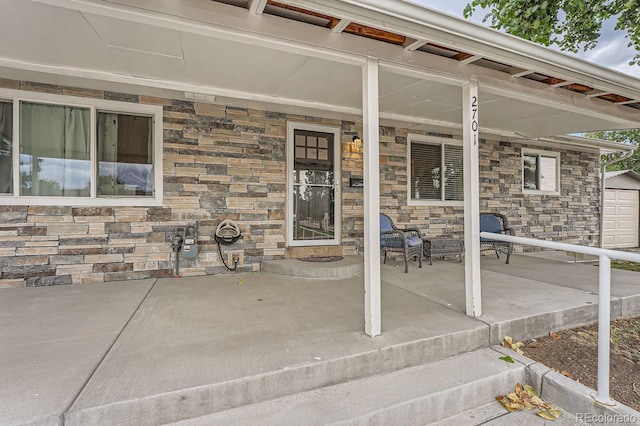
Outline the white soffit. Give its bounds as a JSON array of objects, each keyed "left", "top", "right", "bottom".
[
  {"left": 0, "top": 1, "right": 123, "bottom": 73},
  {"left": 107, "top": 47, "right": 186, "bottom": 81},
  {"left": 275, "top": 58, "right": 362, "bottom": 107},
  {"left": 182, "top": 33, "right": 311, "bottom": 94},
  {"left": 82, "top": 12, "right": 184, "bottom": 58}
]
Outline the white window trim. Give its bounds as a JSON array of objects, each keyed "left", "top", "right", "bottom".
[
  {"left": 0, "top": 88, "right": 163, "bottom": 206},
  {"left": 521, "top": 147, "right": 561, "bottom": 196},
  {"left": 407, "top": 133, "right": 464, "bottom": 207},
  {"left": 286, "top": 121, "right": 341, "bottom": 247}
]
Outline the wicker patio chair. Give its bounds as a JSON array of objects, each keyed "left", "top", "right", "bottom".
[
  {"left": 480, "top": 213, "right": 514, "bottom": 264},
  {"left": 380, "top": 213, "right": 423, "bottom": 273}
]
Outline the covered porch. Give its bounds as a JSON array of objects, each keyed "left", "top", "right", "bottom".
[{"left": 2, "top": 253, "right": 639, "bottom": 425}]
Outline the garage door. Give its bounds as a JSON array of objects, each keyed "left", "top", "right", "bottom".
[{"left": 603, "top": 189, "right": 639, "bottom": 248}]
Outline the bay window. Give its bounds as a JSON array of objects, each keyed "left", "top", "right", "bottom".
[{"left": 0, "top": 89, "right": 162, "bottom": 206}]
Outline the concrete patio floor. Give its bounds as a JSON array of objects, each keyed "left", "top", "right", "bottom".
[{"left": 1, "top": 252, "right": 639, "bottom": 425}]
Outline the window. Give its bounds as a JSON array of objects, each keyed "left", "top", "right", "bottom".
[
  {"left": 0, "top": 89, "right": 162, "bottom": 206},
  {"left": 408, "top": 134, "right": 463, "bottom": 204},
  {"left": 97, "top": 112, "right": 154, "bottom": 197},
  {"left": 522, "top": 149, "right": 560, "bottom": 194},
  {"left": 0, "top": 101, "right": 12, "bottom": 194}
]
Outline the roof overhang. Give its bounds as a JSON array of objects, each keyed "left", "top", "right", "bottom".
[{"left": 1, "top": 0, "right": 639, "bottom": 153}]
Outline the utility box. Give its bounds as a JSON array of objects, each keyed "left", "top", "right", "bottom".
[{"left": 182, "top": 225, "right": 199, "bottom": 259}]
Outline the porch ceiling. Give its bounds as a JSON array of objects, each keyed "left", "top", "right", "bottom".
[{"left": 1, "top": 0, "right": 640, "bottom": 140}]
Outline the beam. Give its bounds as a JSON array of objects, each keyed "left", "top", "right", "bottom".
[
  {"left": 405, "top": 39, "right": 427, "bottom": 51},
  {"left": 550, "top": 80, "right": 574, "bottom": 88},
  {"left": 460, "top": 55, "right": 483, "bottom": 64},
  {"left": 248, "top": 0, "right": 268, "bottom": 14},
  {"left": 362, "top": 58, "right": 381, "bottom": 337},
  {"left": 331, "top": 18, "right": 351, "bottom": 33},
  {"left": 587, "top": 90, "right": 612, "bottom": 98},
  {"left": 615, "top": 99, "right": 640, "bottom": 105},
  {"left": 511, "top": 70, "right": 535, "bottom": 78},
  {"left": 463, "top": 77, "right": 481, "bottom": 317},
  {"left": 0, "top": 57, "right": 366, "bottom": 115}
]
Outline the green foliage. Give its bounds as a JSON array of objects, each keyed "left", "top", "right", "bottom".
[
  {"left": 464, "top": 0, "right": 640, "bottom": 66},
  {"left": 587, "top": 130, "right": 640, "bottom": 172},
  {"left": 611, "top": 260, "right": 640, "bottom": 272}
]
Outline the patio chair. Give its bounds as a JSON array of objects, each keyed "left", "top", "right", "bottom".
[
  {"left": 380, "top": 213, "right": 423, "bottom": 273},
  {"left": 480, "top": 213, "right": 514, "bottom": 264}
]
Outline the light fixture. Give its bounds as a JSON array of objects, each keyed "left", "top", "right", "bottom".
[{"left": 351, "top": 135, "right": 363, "bottom": 153}]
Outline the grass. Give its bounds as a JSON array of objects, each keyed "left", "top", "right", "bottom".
[{"left": 611, "top": 260, "right": 640, "bottom": 272}]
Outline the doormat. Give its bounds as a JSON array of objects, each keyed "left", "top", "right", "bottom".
[{"left": 298, "top": 256, "right": 344, "bottom": 262}]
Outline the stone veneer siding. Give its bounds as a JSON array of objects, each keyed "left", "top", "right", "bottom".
[
  {"left": 378, "top": 131, "right": 601, "bottom": 246},
  {"left": 0, "top": 79, "right": 601, "bottom": 287}
]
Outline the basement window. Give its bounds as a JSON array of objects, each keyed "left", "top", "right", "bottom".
[
  {"left": 522, "top": 148, "right": 560, "bottom": 194},
  {"left": 408, "top": 134, "right": 463, "bottom": 205},
  {"left": 0, "top": 89, "right": 163, "bottom": 206}
]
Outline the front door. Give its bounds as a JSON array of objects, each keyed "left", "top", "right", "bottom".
[{"left": 286, "top": 122, "right": 341, "bottom": 246}]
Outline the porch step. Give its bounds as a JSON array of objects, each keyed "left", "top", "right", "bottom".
[
  {"left": 261, "top": 255, "right": 363, "bottom": 279},
  {"left": 174, "top": 347, "right": 527, "bottom": 425}
]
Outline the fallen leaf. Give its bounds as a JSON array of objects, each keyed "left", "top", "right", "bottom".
[
  {"left": 496, "top": 395, "right": 520, "bottom": 412},
  {"left": 524, "top": 384, "right": 538, "bottom": 397},
  {"left": 560, "top": 370, "right": 573, "bottom": 379},
  {"left": 537, "top": 410, "right": 556, "bottom": 420},
  {"left": 549, "top": 409, "right": 563, "bottom": 419},
  {"left": 528, "top": 342, "right": 541, "bottom": 348},
  {"left": 550, "top": 332, "right": 560, "bottom": 339},
  {"left": 238, "top": 279, "right": 244, "bottom": 285},
  {"left": 515, "top": 383, "right": 523, "bottom": 394},
  {"left": 499, "top": 355, "right": 515, "bottom": 364},
  {"left": 507, "top": 392, "right": 520, "bottom": 403}
]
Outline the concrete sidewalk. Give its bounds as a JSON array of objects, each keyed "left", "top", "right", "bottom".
[{"left": 1, "top": 253, "right": 639, "bottom": 425}]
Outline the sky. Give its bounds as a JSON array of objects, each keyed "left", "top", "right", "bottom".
[{"left": 413, "top": 0, "right": 640, "bottom": 78}]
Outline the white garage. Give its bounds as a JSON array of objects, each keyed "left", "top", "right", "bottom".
[{"left": 604, "top": 170, "right": 640, "bottom": 248}]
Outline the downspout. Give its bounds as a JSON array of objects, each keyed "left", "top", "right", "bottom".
[{"left": 599, "top": 149, "right": 637, "bottom": 248}]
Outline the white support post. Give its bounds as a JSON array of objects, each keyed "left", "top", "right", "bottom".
[
  {"left": 363, "top": 58, "right": 381, "bottom": 337},
  {"left": 463, "top": 77, "right": 482, "bottom": 317},
  {"left": 594, "top": 254, "right": 615, "bottom": 405}
]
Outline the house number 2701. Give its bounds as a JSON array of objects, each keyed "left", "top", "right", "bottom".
[{"left": 471, "top": 95, "right": 478, "bottom": 146}]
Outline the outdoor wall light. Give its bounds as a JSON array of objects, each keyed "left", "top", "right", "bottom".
[{"left": 351, "top": 135, "right": 363, "bottom": 153}]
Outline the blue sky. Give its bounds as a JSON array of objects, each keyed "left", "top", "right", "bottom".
[{"left": 413, "top": 0, "right": 640, "bottom": 78}]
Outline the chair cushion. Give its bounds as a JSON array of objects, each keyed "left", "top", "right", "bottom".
[
  {"left": 407, "top": 236, "right": 422, "bottom": 247},
  {"left": 380, "top": 214, "right": 393, "bottom": 232},
  {"left": 480, "top": 215, "right": 502, "bottom": 233}
]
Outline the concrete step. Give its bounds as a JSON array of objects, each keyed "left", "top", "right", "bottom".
[
  {"left": 173, "top": 347, "right": 527, "bottom": 425},
  {"left": 66, "top": 326, "right": 488, "bottom": 425},
  {"left": 261, "top": 255, "right": 364, "bottom": 279},
  {"left": 435, "top": 401, "right": 586, "bottom": 426}
]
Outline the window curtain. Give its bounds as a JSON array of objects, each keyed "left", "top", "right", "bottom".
[
  {"left": 19, "top": 102, "right": 90, "bottom": 196},
  {"left": 0, "top": 102, "right": 12, "bottom": 193}
]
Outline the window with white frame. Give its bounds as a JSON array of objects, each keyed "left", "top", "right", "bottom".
[
  {"left": 0, "top": 89, "right": 163, "bottom": 206},
  {"left": 408, "top": 134, "right": 463, "bottom": 204},
  {"left": 522, "top": 148, "right": 560, "bottom": 194}
]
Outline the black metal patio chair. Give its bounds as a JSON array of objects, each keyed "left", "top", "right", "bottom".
[
  {"left": 380, "top": 213, "right": 423, "bottom": 273},
  {"left": 480, "top": 213, "right": 514, "bottom": 264}
]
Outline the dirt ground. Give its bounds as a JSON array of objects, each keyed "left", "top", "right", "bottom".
[{"left": 522, "top": 316, "right": 640, "bottom": 411}]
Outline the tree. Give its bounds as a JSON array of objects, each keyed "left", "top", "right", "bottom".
[
  {"left": 586, "top": 130, "right": 640, "bottom": 172},
  {"left": 464, "top": 0, "right": 640, "bottom": 65}
]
